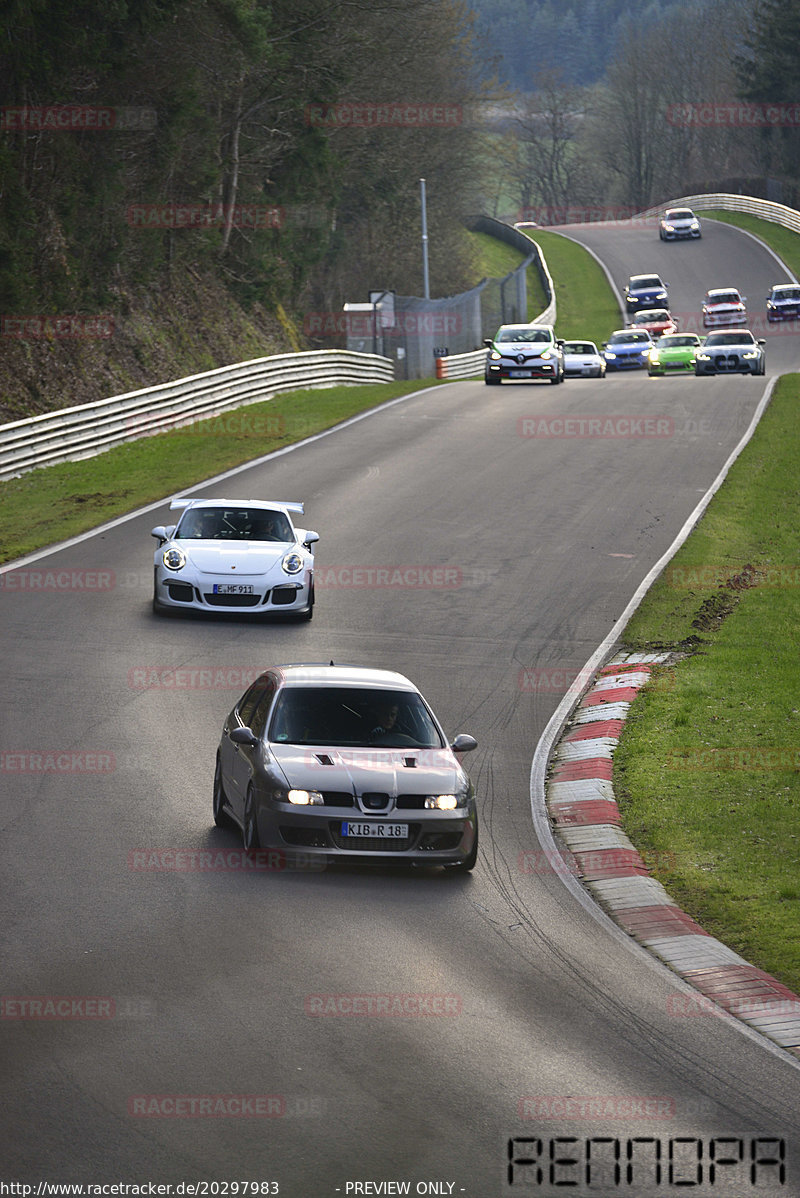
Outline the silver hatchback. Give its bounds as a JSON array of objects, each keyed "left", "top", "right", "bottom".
[{"left": 214, "top": 664, "right": 479, "bottom": 871}]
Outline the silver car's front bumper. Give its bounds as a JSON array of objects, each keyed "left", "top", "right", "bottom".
[{"left": 154, "top": 568, "right": 312, "bottom": 614}]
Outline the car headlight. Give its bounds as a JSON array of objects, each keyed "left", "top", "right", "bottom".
[
  {"left": 162, "top": 547, "right": 186, "bottom": 571},
  {"left": 691, "top": 221, "right": 699, "bottom": 229},
  {"left": 424, "top": 793, "right": 460, "bottom": 810},
  {"left": 282, "top": 552, "right": 304, "bottom": 574},
  {"left": 490, "top": 351, "right": 501, "bottom": 360},
  {"left": 742, "top": 351, "right": 758, "bottom": 359},
  {"left": 664, "top": 224, "right": 674, "bottom": 231},
  {"left": 648, "top": 350, "right": 659, "bottom": 361},
  {"left": 605, "top": 352, "right": 617, "bottom": 359},
  {"left": 696, "top": 353, "right": 711, "bottom": 361},
  {"left": 287, "top": 788, "right": 324, "bottom": 805},
  {"left": 656, "top": 291, "right": 667, "bottom": 300},
  {"left": 539, "top": 351, "right": 552, "bottom": 360}
]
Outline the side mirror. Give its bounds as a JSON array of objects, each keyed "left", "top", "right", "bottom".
[
  {"left": 152, "top": 522, "right": 172, "bottom": 546},
  {"left": 758, "top": 339, "right": 766, "bottom": 346},
  {"left": 451, "top": 733, "right": 477, "bottom": 754},
  {"left": 303, "top": 531, "right": 319, "bottom": 546},
  {"left": 230, "top": 726, "right": 259, "bottom": 748},
  {"left": 483, "top": 339, "right": 493, "bottom": 348}
]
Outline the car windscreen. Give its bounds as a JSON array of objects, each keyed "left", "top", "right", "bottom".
[
  {"left": 630, "top": 277, "right": 661, "bottom": 289},
  {"left": 268, "top": 687, "right": 446, "bottom": 748},
  {"left": 668, "top": 210, "right": 693, "bottom": 220},
  {"left": 609, "top": 331, "right": 650, "bottom": 344},
  {"left": 707, "top": 293, "right": 740, "bottom": 305},
  {"left": 176, "top": 507, "right": 293, "bottom": 541},
  {"left": 774, "top": 288, "right": 800, "bottom": 300},
  {"left": 564, "top": 343, "right": 594, "bottom": 354},
  {"left": 705, "top": 333, "right": 755, "bottom": 346},
  {"left": 634, "top": 310, "right": 668, "bottom": 322},
  {"left": 496, "top": 329, "right": 551, "bottom": 343},
  {"left": 659, "top": 336, "right": 698, "bottom": 347}
]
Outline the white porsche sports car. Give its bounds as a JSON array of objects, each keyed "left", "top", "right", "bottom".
[{"left": 151, "top": 497, "right": 318, "bottom": 618}]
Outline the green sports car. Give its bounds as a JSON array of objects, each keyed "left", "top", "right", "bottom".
[{"left": 647, "top": 332, "right": 702, "bottom": 377}]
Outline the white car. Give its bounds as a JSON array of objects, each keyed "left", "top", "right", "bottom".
[
  {"left": 151, "top": 498, "right": 318, "bottom": 618},
  {"left": 484, "top": 324, "right": 565, "bottom": 384},
  {"left": 561, "top": 340, "right": 606, "bottom": 377},
  {"left": 659, "top": 207, "right": 702, "bottom": 240},
  {"left": 695, "top": 330, "right": 766, "bottom": 376},
  {"left": 702, "top": 287, "right": 747, "bottom": 327}
]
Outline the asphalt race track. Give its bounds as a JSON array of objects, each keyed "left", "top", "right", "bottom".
[{"left": 2, "top": 218, "right": 800, "bottom": 1196}]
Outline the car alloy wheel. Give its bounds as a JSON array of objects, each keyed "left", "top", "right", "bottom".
[{"left": 243, "top": 785, "right": 261, "bottom": 850}]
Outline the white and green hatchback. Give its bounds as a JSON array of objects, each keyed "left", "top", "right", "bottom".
[{"left": 484, "top": 324, "right": 565, "bottom": 385}]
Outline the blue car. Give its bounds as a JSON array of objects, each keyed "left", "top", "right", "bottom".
[
  {"left": 602, "top": 329, "right": 655, "bottom": 371},
  {"left": 624, "top": 273, "right": 668, "bottom": 313},
  {"left": 766, "top": 283, "right": 800, "bottom": 322}
]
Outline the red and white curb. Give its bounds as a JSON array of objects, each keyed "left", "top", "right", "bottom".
[{"left": 546, "top": 651, "right": 800, "bottom": 1057}]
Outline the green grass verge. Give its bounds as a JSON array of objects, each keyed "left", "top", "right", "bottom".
[
  {"left": 702, "top": 208, "right": 800, "bottom": 279},
  {"left": 465, "top": 229, "right": 548, "bottom": 320},
  {"left": 519, "top": 229, "right": 621, "bottom": 346},
  {"left": 614, "top": 374, "right": 800, "bottom": 991},
  {"left": 0, "top": 381, "right": 442, "bottom": 563}
]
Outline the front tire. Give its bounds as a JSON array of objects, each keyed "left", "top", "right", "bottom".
[
  {"left": 213, "top": 756, "right": 233, "bottom": 828},
  {"left": 485, "top": 375, "right": 500, "bottom": 385},
  {"left": 243, "top": 786, "right": 261, "bottom": 850}
]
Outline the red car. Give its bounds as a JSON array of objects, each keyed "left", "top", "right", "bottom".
[{"left": 627, "top": 308, "right": 678, "bottom": 339}]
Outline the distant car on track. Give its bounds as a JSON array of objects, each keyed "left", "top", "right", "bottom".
[
  {"left": 561, "top": 340, "right": 606, "bottom": 378},
  {"left": 624, "top": 274, "right": 669, "bottom": 313},
  {"left": 627, "top": 308, "right": 679, "bottom": 339},
  {"left": 694, "top": 330, "right": 766, "bottom": 376},
  {"left": 702, "top": 287, "right": 747, "bottom": 327},
  {"left": 213, "top": 662, "right": 479, "bottom": 870},
  {"left": 151, "top": 497, "right": 318, "bottom": 618},
  {"left": 647, "top": 333, "right": 703, "bottom": 377},
  {"left": 766, "top": 283, "right": 800, "bottom": 322},
  {"left": 602, "top": 328, "right": 655, "bottom": 371},
  {"left": 659, "top": 208, "right": 702, "bottom": 240},
  {"left": 484, "top": 324, "right": 565, "bottom": 384}
]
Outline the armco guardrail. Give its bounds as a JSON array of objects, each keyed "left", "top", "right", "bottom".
[
  {"left": 637, "top": 192, "right": 800, "bottom": 236},
  {"left": 435, "top": 224, "right": 556, "bottom": 380},
  {"left": 0, "top": 349, "right": 393, "bottom": 482}
]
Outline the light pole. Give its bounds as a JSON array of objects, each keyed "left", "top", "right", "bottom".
[{"left": 420, "top": 177, "right": 430, "bottom": 300}]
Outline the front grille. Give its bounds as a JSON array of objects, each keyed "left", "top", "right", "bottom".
[
  {"left": 396, "top": 794, "right": 427, "bottom": 810},
  {"left": 361, "top": 791, "right": 390, "bottom": 811},
  {"left": 280, "top": 827, "right": 330, "bottom": 847},
  {"left": 166, "top": 583, "right": 194, "bottom": 602},
  {"left": 419, "top": 831, "right": 463, "bottom": 851},
  {"left": 321, "top": 791, "right": 355, "bottom": 807},
  {"left": 271, "top": 586, "right": 298, "bottom": 606},
  {"left": 203, "top": 592, "right": 262, "bottom": 607}
]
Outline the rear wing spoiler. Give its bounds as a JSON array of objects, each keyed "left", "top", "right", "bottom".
[{"left": 169, "top": 498, "right": 305, "bottom": 514}]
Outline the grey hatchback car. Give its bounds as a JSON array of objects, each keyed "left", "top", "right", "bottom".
[{"left": 214, "top": 664, "right": 479, "bottom": 870}]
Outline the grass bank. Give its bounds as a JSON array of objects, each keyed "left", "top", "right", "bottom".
[
  {"left": 465, "top": 229, "right": 549, "bottom": 319},
  {"left": 518, "top": 228, "right": 621, "bottom": 346},
  {"left": 0, "top": 381, "right": 441, "bottom": 563},
  {"left": 615, "top": 373, "right": 800, "bottom": 990}
]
